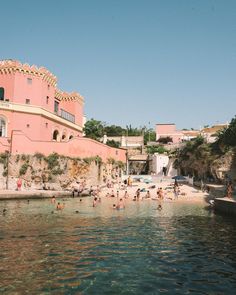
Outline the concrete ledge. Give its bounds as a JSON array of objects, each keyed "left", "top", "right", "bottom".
[
  {"left": 0, "top": 190, "right": 72, "bottom": 200},
  {"left": 214, "top": 198, "right": 236, "bottom": 216}
]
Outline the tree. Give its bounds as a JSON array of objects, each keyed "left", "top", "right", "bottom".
[
  {"left": 106, "top": 139, "right": 120, "bottom": 148},
  {"left": 146, "top": 145, "right": 168, "bottom": 154},
  {"left": 83, "top": 119, "right": 105, "bottom": 141},
  {"left": 144, "top": 129, "right": 156, "bottom": 144},
  {"left": 104, "top": 125, "right": 126, "bottom": 136},
  {"left": 157, "top": 136, "right": 173, "bottom": 144},
  {"left": 126, "top": 124, "right": 141, "bottom": 136},
  {"left": 217, "top": 117, "right": 236, "bottom": 147}
]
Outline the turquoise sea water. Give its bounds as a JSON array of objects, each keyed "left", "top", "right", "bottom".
[{"left": 0, "top": 197, "right": 236, "bottom": 294}]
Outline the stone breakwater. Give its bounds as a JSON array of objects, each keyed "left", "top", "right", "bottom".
[{"left": 0, "top": 190, "right": 73, "bottom": 200}]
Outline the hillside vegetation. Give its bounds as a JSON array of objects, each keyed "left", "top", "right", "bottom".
[{"left": 174, "top": 116, "right": 236, "bottom": 182}]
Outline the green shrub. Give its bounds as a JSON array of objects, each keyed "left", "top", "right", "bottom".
[
  {"left": 95, "top": 156, "right": 102, "bottom": 165},
  {"left": 34, "top": 152, "right": 44, "bottom": 160},
  {"left": 116, "top": 160, "right": 125, "bottom": 169},
  {"left": 146, "top": 145, "right": 168, "bottom": 154},
  {"left": 107, "top": 157, "right": 115, "bottom": 165},
  {"left": 52, "top": 168, "right": 64, "bottom": 175},
  {"left": 21, "top": 154, "right": 27, "bottom": 161},
  {"left": 0, "top": 152, "right": 8, "bottom": 164},
  {"left": 2, "top": 169, "right": 7, "bottom": 177},
  {"left": 83, "top": 157, "right": 92, "bottom": 164},
  {"left": 106, "top": 139, "right": 120, "bottom": 148},
  {"left": 45, "top": 153, "right": 59, "bottom": 169},
  {"left": 19, "top": 163, "right": 29, "bottom": 175}
]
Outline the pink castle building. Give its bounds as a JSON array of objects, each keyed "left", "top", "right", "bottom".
[{"left": 0, "top": 60, "right": 126, "bottom": 162}]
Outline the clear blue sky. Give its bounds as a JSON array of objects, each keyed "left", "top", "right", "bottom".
[{"left": 1, "top": 0, "right": 236, "bottom": 130}]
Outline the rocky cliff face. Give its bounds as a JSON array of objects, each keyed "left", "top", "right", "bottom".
[
  {"left": 174, "top": 147, "right": 236, "bottom": 183},
  {"left": 0, "top": 153, "right": 124, "bottom": 191},
  {"left": 211, "top": 150, "right": 236, "bottom": 182}
]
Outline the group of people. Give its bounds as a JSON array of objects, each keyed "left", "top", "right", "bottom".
[
  {"left": 50, "top": 177, "right": 187, "bottom": 213},
  {"left": 51, "top": 195, "right": 65, "bottom": 210}
]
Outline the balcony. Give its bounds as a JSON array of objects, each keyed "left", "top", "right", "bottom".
[{"left": 60, "top": 109, "right": 75, "bottom": 123}]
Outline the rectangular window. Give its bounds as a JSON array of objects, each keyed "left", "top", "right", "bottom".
[
  {"left": 0, "top": 87, "right": 4, "bottom": 100},
  {"left": 54, "top": 100, "right": 59, "bottom": 114},
  {"left": 46, "top": 96, "right": 49, "bottom": 104},
  {"left": 26, "top": 99, "right": 30, "bottom": 104},
  {"left": 27, "top": 78, "right": 32, "bottom": 85}
]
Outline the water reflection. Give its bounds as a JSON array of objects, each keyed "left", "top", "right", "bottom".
[{"left": 0, "top": 198, "right": 236, "bottom": 294}]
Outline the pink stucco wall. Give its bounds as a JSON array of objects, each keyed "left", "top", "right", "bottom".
[
  {"left": 0, "top": 73, "right": 15, "bottom": 100},
  {"left": 156, "top": 124, "right": 176, "bottom": 135},
  {"left": 0, "top": 131, "right": 126, "bottom": 162},
  {"left": 0, "top": 109, "right": 82, "bottom": 141},
  {"left": 60, "top": 99, "right": 83, "bottom": 126}
]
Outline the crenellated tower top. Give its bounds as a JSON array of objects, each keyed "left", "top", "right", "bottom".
[
  {"left": 0, "top": 59, "right": 84, "bottom": 103},
  {"left": 55, "top": 89, "right": 84, "bottom": 104},
  {"left": 0, "top": 59, "right": 57, "bottom": 87}
]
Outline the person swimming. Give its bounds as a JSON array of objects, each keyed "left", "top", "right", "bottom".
[
  {"left": 93, "top": 197, "right": 98, "bottom": 207},
  {"left": 51, "top": 196, "right": 56, "bottom": 204},
  {"left": 56, "top": 202, "right": 64, "bottom": 210},
  {"left": 157, "top": 204, "right": 162, "bottom": 211},
  {"left": 117, "top": 198, "right": 125, "bottom": 209}
]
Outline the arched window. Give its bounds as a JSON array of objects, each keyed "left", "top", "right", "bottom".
[
  {"left": 69, "top": 135, "right": 73, "bottom": 140},
  {"left": 62, "top": 134, "right": 66, "bottom": 141},
  {"left": 0, "top": 117, "right": 6, "bottom": 137},
  {"left": 0, "top": 87, "right": 4, "bottom": 100},
  {"left": 52, "top": 130, "right": 59, "bottom": 141}
]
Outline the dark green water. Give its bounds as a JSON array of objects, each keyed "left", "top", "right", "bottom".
[{"left": 0, "top": 198, "right": 236, "bottom": 294}]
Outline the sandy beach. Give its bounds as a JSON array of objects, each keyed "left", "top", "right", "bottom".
[
  {"left": 96, "top": 178, "right": 209, "bottom": 206},
  {"left": 0, "top": 177, "right": 209, "bottom": 205}
]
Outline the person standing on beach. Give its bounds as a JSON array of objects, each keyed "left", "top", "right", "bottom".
[
  {"left": 157, "top": 188, "right": 164, "bottom": 200},
  {"left": 136, "top": 188, "right": 141, "bottom": 200},
  {"left": 17, "top": 178, "right": 22, "bottom": 191},
  {"left": 226, "top": 181, "right": 233, "bottom": 198},
  {"left": 93, "top": 197, "right": 98, "bottom": 207},
  {"left": 128, "top": 176, "right": 132, "bottom": 187},
  {"left": 123, "top": 191, "right": 129, "bottom": 199}
]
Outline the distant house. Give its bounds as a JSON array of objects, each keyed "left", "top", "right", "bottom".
[
  {"left": 102, "top": 135, "right": 144, "bottom": 149},
  {"left": 182, "top": 130, "right": 200, "bottom": 141},
  {"left": 155, "top": 122, "right": 228, "bottom": 145},
  {"left": 200, "top": 124, "right": 228, "bottom": 143},
  {"left": 155, "top": 123, "right": 183, "bottom": 144}
]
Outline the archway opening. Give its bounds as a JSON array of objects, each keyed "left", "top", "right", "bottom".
[
  {"left": 0, "top": 118, "right": 6, "bottom": 137},
  {"left": 53, "top": 130, "right": 59, "bottom": 141}
]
